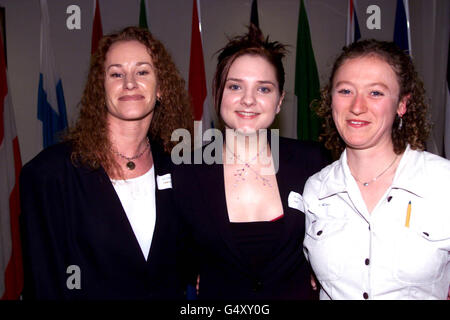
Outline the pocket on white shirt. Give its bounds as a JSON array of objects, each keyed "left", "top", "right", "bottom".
[
  {"left": 394, "top": 226, "right": 448, "bottom": 285},
  {"left": 304, "top": 216, "right": 349, "bottom": 281}
]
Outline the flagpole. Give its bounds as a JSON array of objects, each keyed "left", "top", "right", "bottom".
[
  {"left": 346, "top": 0, "right": 353, "bottom": 45},
  {"left": 403, "top": 0, "right": 412, "bottom": 56},
  {"left": 197, "top": 0, "right": 203, "bottom": 45},
  {"left": 39, "top": 0, "right": 46, "bottom": 72}
]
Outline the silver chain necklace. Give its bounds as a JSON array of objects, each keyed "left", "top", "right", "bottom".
[
  {"left": 352, "top": 155, "right": 398, "bottom": 187},
  {"left": 112, "top": 137, "right": 150, "bottom": 170}
]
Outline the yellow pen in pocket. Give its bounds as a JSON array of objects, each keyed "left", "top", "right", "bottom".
[{"left": 405, "top": 201, "right": 412, "bottom": 227}]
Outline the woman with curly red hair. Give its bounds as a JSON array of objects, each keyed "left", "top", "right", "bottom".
[
  {"left": 303, "top": 39, "right": 450, "bottom": 299},
  {"left": 19, "top": 26, "right": 193, "bottom": 299}
]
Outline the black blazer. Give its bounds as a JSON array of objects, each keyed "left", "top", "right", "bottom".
[
  {"left": 19, "top": 141, "right": 187, "bottom": 300},
  {"left": 172, "top": 136, "right": 329, "bottom": 300}
]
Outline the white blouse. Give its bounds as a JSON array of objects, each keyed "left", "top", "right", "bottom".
[
  {"left": 303, "top": 145, "right": 450, "bottom": 300},
  {"left": 111, "top": 167, "right": 156, "bottom": 260}
]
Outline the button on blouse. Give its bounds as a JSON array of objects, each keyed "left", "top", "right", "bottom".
[{"left": 303, "top": 145, "right": 450, "bottom": 300}]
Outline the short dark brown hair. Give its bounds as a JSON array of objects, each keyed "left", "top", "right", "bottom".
[
  {"left": 314, "top": 39, "right": 431, "bottom": 159},
  {"left": 212, "top": 25, "right": 288, "bottom": 122}
]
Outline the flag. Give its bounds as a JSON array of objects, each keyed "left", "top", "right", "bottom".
[
  {"left": 189, "top": 0, "right": 206, "bottom": 122},
  {"left": 295, "top": 0, "right": 320, "bottom": 141},
  {"left": 393, "top": 0, "right": 411, "bottom": 54},
  {"left": 346, "top": 0, "right": 361, "bottom": 45},
  {"left": 139, "top": 0, "right": 149, "bottom": 29},
  {"left": 91, "top": 0, "right": 103, "bottom": 54},
  {"left": 250, "top": 0, "right": 259, "bottom": 28},
  {"left": 187, "top": 0, "right": 209, "bottom": 288},
  {"left": 37, "top": 0, "right": 68, "bottom": 148},
  {"left": 0, "top": 27, "right": 23, "bottom": 300},
  {"left": 189, "top": 0, "right": 213, "bottom": 144}
]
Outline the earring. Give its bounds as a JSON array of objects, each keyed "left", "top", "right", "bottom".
[{"left": 398, "top": 116, "right": 403, "bottom": 130}]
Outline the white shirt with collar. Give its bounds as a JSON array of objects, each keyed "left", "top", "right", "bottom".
[{"left": 303, "top": 145, "right": 450, "bottom": 300}]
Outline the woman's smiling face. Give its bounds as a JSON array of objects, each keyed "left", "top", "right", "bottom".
[
  {"left": 104, "top": 40, "right": 160, "bottom": 123},
  {"left": 220, "top": 54, "right": 284, "bottom": 134},
  {"left": 331, "top": 55, "right": 407, "bottom": 151}
]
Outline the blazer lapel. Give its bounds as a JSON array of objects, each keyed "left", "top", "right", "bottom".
[
  {"left": 78, "top": 165, "right": 148, "bottom": 266},
  {"left": 261, "top": 137, "right": 306, "bottom": 277},
  {"left": 146, "top": 141, "right": 172, "bottom": 267},
  {"left": 194, "top": 136, "right": 306, "bottom": 279},
  {"left": 196, "top": 162, "right": 254, "bottom": 277}
]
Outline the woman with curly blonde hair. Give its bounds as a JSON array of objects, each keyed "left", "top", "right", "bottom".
[
  {"left": 20, "top": 26, "right": 193, "bottom": 299},
  {"left": 303, "top": 39, "right": 450, "bottom": 299}
]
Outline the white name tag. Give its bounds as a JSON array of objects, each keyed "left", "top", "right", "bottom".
[
  {"left": 156, "top": 173, "right": 172, "bottom": 190},
  {"left": 288, "top": 191, "right": 304, "bottom": 212}
]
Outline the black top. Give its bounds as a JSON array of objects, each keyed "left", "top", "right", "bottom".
[
  {"left": 172, "top": 136, "right": 330, "bottom": 300},
  {"left": 19, "top": 141, "right": 189, "bottom": 300},
  {"left": 230, "top": 218, "right": 284, "bottom": 278}
]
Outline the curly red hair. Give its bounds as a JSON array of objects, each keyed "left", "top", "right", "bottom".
[
  {"left": 66, "top": 26, "right": 193, "bottom": 175},
  {"left": 313, "top": 39, "right": 431, "bottom": 160}
]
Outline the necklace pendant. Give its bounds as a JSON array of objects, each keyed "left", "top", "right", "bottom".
[
  {"left": 363, "top": 182, "right": 369, "bottom": 187},
  {"left": 126, "top": 161, "right": 136, "bottom": 170}
]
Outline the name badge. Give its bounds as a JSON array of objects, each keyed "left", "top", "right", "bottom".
[
  {"left": 157, "top": 174, "right": 172, "bottom": 190},
  {"left": 288, "top": 191, "right": 304, "bottom": 212}
]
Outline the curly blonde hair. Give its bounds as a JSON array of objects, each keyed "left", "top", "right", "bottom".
[
  {"left": 66, "top": 26, "right": 193, "bottom": 175},
  {"left": 313, "top": 39, "right": 431, "bottom": 160}
]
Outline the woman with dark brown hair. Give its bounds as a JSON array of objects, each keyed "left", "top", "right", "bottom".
[
  {"left": 172, "top": 25, "right": 329, "bottom": 300},
  {"left": 19, "top": 26, "right": 193, "bottom": 299},
  {"left": 303, "top": 39, "right": 450, "bottom": 299}
]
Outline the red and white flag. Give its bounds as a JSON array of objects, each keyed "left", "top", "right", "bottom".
[
  {"left": 0, "top": 31, "right": 23, "bottom": 300},
  {"left": 189, "top": 0, "right": 213, "bottom": 145},
  {"left": 346, "top": 0, "right": 361, "bottom": 45}
]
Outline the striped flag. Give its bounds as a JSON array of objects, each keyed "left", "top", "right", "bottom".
[
  {"left": 250, "top": 0, "right": 259, "bottom": 28},
  {"left": 346, "top": 0, "right": 361, "bottom": 45},
  {"left": 393, "top": 0, "right": 411, "bottom": 54},
  {"left": 37, "top": 0, "right": 68, "bottom": 148},
  {"left": 0, "top": 28, "right": 23, "bottom": 300},
  {"left": 91, "top": 0, "right": 103, "bottom": 54},
  {"left": 189, "top": 0, "right": 212, "bottom": 144},
  {"left": 139, "top": 0, "right": 149, "bottom": 29},
  {"left": 295, "top": 0, "right": 320, "bottom": 141}
]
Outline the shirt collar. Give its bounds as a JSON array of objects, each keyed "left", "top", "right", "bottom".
[
  {"left": 390, "top": 145, "right": 425, "bottom": 197},
  {"left": 318, "top": 145, "right": 425, "bottom": 199},
  {"left": 318, "top": 150, "right": 349, "bottom": 199}
]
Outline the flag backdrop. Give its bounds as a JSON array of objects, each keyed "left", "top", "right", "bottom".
[
  {"left": 250, "top": 0, "right": 259, "bottom": 28},
  {"left": 346, "top": 0, "right": 361, "bottom": 45},
  {"left": 189, "top": 0, "right": 213, "bottom": 141},
  {"left": 37, "top": 0, "right": 68, "bottom": 148},
  {"left": 393, "top": 0, "right": 411, "bottom": 54},
  {"left": 295, "top": 0, "right": 320, "bottom": 141},
  {"left": 91, "top": 0, "right": 103, "bottom": 54},
  {"left": 0, "top": 29, "right": 23, "bottom": 300},
  {"left": 188, "top": 0, "right": 207, "bottom": 122},
  {"left": 187, "top": 0, "right": 207, "bottom": 293},
  {"left": 139, "top": 0, "right": 149, "bottom": 29}
]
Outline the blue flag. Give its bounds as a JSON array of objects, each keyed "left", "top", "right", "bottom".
[
  {"left": 393, "top": 0, "right": 410, "bottom": 54},
  {"left": 250, "top": 0, "right": 259, "bottom": 28},
  {"left": 37, "top": 0, "right": 68, "bottom": 148}
]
